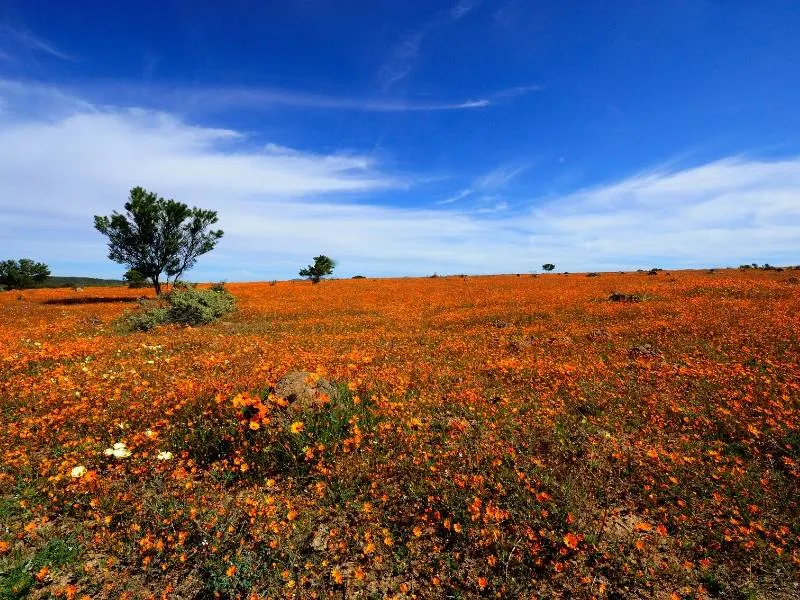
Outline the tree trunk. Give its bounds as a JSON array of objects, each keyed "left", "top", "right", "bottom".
[{"left": 153, "top": 276, "right": 162, "bottom": 296}]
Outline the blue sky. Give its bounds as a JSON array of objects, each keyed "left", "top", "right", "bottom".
[{"left": 1, "top": 1, "right": 799, "bottom": 279}]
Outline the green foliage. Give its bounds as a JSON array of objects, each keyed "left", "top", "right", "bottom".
[
  {"left": 298, "top": 255, "right": 336, "bottom": 283},
  {"left": 125, "top": 302, "right": 170, "bottom": 332},
  {"left": 542, "top": 263, "right": 555, "bottom": 272},
  {"left": 94, "top": 187, "right": 223, "bottom": 295},
  {"left": 0, "top": 258, "right": 50, "bottom": 290},
  {"left": 123, "top": 268, "right": 148, "bottom": 288},
  {"left": 166, "top": 286, "right": 236, "bottom": 325},
  {"left": 0, "top": 536, "right": 80, "bottom": 599},
  {"left": 123, "top": 287, "right": 236, "bottom": 331}
]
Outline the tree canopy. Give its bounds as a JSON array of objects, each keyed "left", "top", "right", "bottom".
[
  {"left": 94, "top": 187, "right": 223, "bottom": 295},
  {"left": 0, "top": 258, "right": 51, "bottom": 290},
  {"left": 299, "top": 255, "right": 336, "bottom": 283},
  {"left": 542, "top": 263, "right": 556, "bottom": 272}
]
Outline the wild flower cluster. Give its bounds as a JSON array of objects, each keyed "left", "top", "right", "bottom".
[{"left": 0, "top": 270, "right": 798, "bottom": 598}]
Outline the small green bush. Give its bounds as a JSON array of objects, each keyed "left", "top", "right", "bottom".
[
  {"left": 166, "top": 286, "right": 236, "bottom": 325},
  {"left": 126, "top": 302, "right": 170, "bottom": 331},
  {"left": 123, "top": 287, "right": 236, "bottom": 331}
]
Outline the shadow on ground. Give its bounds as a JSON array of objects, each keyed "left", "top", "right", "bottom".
[{"left": 43, "top": 297, "right": 143, "bottom": 306}]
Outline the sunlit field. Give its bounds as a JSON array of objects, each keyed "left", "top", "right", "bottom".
[{"left": 1, "top": 270, "right": 798, "bottom": 599}]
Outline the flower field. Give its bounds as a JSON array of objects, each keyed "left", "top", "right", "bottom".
[{"left": 1, "top": 271, "right": 798, "bottom": 599}]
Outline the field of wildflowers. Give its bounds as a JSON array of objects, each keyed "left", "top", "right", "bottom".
[{"left": 1, "top": 270, "right": 798, "bottom": 599}]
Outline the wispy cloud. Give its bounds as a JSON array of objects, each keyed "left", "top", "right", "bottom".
[
  {"left": 1, "top": 81, "right": 798, "bottom": 278},
  {"left": 177, "top": 86, "right": 498, "bottom": 113},
  {"left": 33, "top": 80, "right": 532, "bottom": 114},
  {"left": 378, "top": 1, "right": 482, "bottom": 90},
  {"left": 438, "top": 162, "right": 528, "bottom": 205},
  {"left": 0, "top": 25, "right": 74, "bottom": 61},
  {"left": 475, "top": 163, "right": 528, "bottom": 189},
  {"left": 436, "top": 189, "right": 473, "bottom": 205},
  {"left": 451, "top": 1, "right": 480, "bottom": 21}
]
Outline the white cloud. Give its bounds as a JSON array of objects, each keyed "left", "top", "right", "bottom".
[{"left": 0, "top": 81, "right": 798, "bottom": 279}]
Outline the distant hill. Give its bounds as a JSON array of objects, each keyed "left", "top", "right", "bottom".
[{"left": 37, "top": 276, "right": 125, "bottom": 288}]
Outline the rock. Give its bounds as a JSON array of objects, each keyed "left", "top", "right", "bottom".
[
  {"left": 587, "top": 328, "right": 612, "bottom": 342},
  {"left": 628, "top": 343, "right": 663, "bottom": 359},
  {"left": 311, "top": 524, "right": 330, "bottom": 551},
  {"left": 609, "top": 292, "right": 644, "bottom": 303},
  {"left": 274, "top": 371, "right": 336, "bottom": 414}
]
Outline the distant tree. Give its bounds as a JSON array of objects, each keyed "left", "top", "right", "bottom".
[
  {"left": 94, "top": 187, "right": 223, "bottom": 295},
  {"left": 0, "top": 258, "right": 50, "bottom": 290},
  {"left": 542, "top": 263, "right": 555, "bottom": 272},
  {"left": 299, "top": 255, "right": 336, "bottom": 284},
  {"left": 123, "top": 268, "right": 148, "bottom": 289}
]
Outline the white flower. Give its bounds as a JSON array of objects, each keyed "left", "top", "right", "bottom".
[
  {"left": 103, "top": 442, "right": 132, "bottom": 458},
  {"left": 156, "top": 451, "right": 174, "bottom": 461},
  {"left": 70, "top": 465, "right": 87, "bottom": 478}
]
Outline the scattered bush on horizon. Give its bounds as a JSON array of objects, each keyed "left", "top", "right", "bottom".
[
  {"left": 542, "top": 263, "right": 556, "bottom": 272},
  {"left": 0, "top": 258, "right": 50, "bottom": 290},
  {"left": 123, "top": 286, "right": 236, "bottom": 331}
]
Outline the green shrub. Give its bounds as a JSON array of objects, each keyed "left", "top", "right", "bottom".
[
  {"left": 123, "top": 287, "right": 236, "bottom": 331},
  {"left": 166, "top": 286, "right": 236, "bottom": 325},
  {"left": 125, "top": 301, "right": 170, "bottom": 332}
]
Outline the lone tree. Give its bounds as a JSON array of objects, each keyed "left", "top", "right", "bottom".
[
  {"left": 94, "top": 187, "right": 223, "bottom": 295},
  {"left": 0, "top": 258, "right": 51, "bottom": 290},
  {"left": 542, "top": 263, "right": 556, "bottom": 272},
  {"left": 299, "top": 255, "right": 336, "bottom": 284}
]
